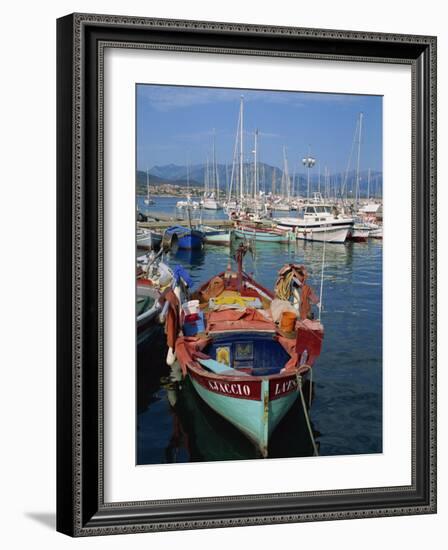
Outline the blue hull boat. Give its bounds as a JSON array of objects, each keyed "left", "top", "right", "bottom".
[{"left": 163, "top": 226, "right": 204, "bottom": 250}]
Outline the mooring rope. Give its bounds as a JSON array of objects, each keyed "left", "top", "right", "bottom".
[
  {"left": 308, "top": 367, "right": 313, "bottom": 409},
  {"left": 296, "top": 373, "right": 319, "bottom": 457}
]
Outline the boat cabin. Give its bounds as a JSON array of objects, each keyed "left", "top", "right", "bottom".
[{"left": 302, "top": 204, "right": 333, "bottom": 221}]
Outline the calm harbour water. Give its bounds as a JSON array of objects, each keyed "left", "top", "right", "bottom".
[{"left": 136, "top": 197, "right": 382, "bottom": 464}]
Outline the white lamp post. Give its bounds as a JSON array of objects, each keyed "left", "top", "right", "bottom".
[{"left": 302, "top": 152, "right": 316, "bottom": 201}]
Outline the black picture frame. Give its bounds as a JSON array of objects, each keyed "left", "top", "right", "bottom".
[{"left": 56, "top": 13, "right": 437, "bottom": 536}]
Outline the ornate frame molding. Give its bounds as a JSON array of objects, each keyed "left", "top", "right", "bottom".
[{"left": 57, "top": 13, "right": 437, "bottom": 536}]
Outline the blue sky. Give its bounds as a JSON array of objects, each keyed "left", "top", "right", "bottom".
[{"left": 136, "top": 84, "right": 382, "bottom": 174}]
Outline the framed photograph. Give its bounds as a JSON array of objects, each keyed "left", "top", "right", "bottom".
[{"left": 56, "top": 13, "right": 437, "bottom": 536}]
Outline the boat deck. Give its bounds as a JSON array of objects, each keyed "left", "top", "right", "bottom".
[{"left": 189, "top": 276, "right": 298, "bottom": 340}]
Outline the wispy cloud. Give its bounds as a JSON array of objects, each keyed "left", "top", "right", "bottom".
[
  {"left": 138, "top": 86, "right": 238, "bottom": 111},
  {"left": 137, "top": 85, "right": 363, "bottom": 112}
]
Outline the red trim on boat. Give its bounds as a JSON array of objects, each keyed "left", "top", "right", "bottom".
[
  {"left": 269, "top": 373, "right": 298, "bottom": 400},
  {"left": 188, "top": 366, "right": 262, "bottom": 401}
]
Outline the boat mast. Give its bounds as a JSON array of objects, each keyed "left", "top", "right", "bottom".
[
  {"left": 318, "top": 163, "right": 321, "bottom": 195},
  {"left": 204, "top": 157, "right": 209, "bottom": 198},
  {"left": 367, "top": 167, "right": 371, "bottom": 200},
  {"left": 212, "top": 128, "right": 219, "bottom": 202},
  {"left": 186, "top": 159, "right": 190, "bottom": 196},
  {"left": 229, "top": 103, "right": 242, "bottom": 206},
  {"left": 282, "top": 146, "right": 290, "bottom": 204},
  {"left": 355, "top": 112, "right": 363, "bottom": 206},
  {"left": 253, "top": 129, "right": 258, "bottom": 200},
  {"left": 146, "top": 168, "right": 149, "bottom": 200}
]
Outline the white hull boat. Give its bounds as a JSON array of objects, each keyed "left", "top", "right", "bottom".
[
  {"left": 276, "top": 197, "right": 353, "bottom": 244},
  {"left": 276, "top": 221, "right": 351, "bottom": 244},
  {"left": 176, "top": 200, "right": 199, "bottom": 209},
  {"left": 295, "top": 225, "right": 349, "bottom": 243},
  {"left": 196, "top": 224, "right": 232, "bottom": 245},
  {"left": 202, "top": 197, "right": 223, "bottom": 210}
]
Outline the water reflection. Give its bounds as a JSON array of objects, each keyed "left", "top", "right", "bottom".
[
  {"left": 137, "top": 360, "right": 318, "bottom": 464},
  {"left": 170, "top": 246, "right": 206, "bottom": 269}
]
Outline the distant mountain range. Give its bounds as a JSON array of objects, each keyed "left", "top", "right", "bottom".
[{"left": 137, "top": 163, "right": 383, "bottom": 197}]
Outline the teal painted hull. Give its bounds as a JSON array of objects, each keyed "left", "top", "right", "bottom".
[
  {"left": 233, "top": 227, "right": 292, "bottom": 243},
  {"left": 204, "top": 232, "right": 231, "bottom": 245},
  {"left": 190, "top": 374, "right": 299, "bottom": 457},
  {"left": 196, "top": 225, "right": 232, "bottom": 245}
]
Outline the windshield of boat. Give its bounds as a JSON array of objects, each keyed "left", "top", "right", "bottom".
[{"left": 305, "top": 205, "right": 331, "bottom": 215}]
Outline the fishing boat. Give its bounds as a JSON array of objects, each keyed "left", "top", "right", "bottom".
[
  {"left": 171, "top": 244, "right": 324, "bottom": 457},
  {"left": 162, "top": 225, "right": 204, "bottom": 250},
  {"left": 137, "top": 257, "right": 173, "bottom": 346},
  {"left": 233, "top": 222, "right": 294, "bottom": 243}
]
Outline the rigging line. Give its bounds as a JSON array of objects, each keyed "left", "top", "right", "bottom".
[
  {"left": 228, "top": 106, "right": 241, "bottom": 203},
  {"left": 318, "top": 224, "right": 327, "bottom": 322},
  {"left": 341, "top": 116, "right": 359, "bottom": 199},
  {"left": 297, "top": 373, "right": 319, "bottom": 456}
]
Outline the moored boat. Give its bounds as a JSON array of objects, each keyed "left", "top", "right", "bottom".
[
  {"left": 137, "top": 280, "right": 162, "bottom": 346},
  {"left": 347, "top": 223, "right": 370, "bottom": 242},
  {"left": 137, "top": 227, "right": 162, "bottom": 249},
  {"left": 196, "top": 224, "right": 232, "bottom": 245},
  {"left": 162, "top": 225, "right": 204, "bottom": 250},
  {"left": 137, "top": 228, "right": 152, "bottom": 248},
  {"left": 138, "top": 256, "right": 192, "bottom": 348},
  {"left": 176, "top": 195, "right": 200, "bottom": 210},
  {"left": 368, "top": 225, "right": 383, "bottom": 239},
  {"left": 202, "top": 196, "right": 223, "bottom": 210},
  {"left": 171, "top": 245, "right": 324, "bottom": 456},
  {"left": 233, "top": 222, "right": 294, "bottom": 243},
  {"left": 360, "top": 220, "right": 383, "bottom": 239},
  {"left": 276, "top": 198, "right": 353, "bottom": 244}
]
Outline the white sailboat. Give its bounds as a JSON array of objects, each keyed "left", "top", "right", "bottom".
[
  {"left": 345, "top": 113, "right": 372, "bottom": 242},
  {"left": 176, "top": 162, "right": 199, "bottom": 210},
  {"left": 202, "top": 131, "right": 223, "bottom": 210},
  {"left": 143, "top": 169, "right": 155, "bottom": 206}
]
